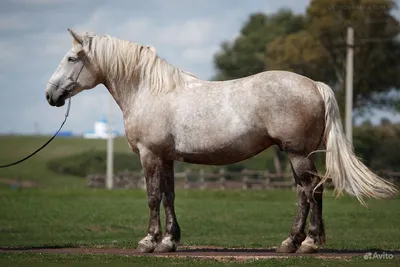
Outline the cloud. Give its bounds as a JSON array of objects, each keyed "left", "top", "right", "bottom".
[
  {"left": 72, "top": 8, "right": 225, "bottom": 49},
  {"left": 72, "top": 9, "right": 154, "bottom": 45},
  {"left": 41, "top": 32, "right": 72, "bottom": 56},
  {"left": 182, "top": 45, "right": 219, "bottom": 64},
  {"left": 11, "top": 0, "right": 76, "bottom": 4},
  {"left": 157, "top": 18, "right": 215, "bottom": 47},
  {"left": 116, "top": 19, "right": 153, "bottom": 41},
  {"left": 73, "top": 9, "right": 112, "bottom": 33},
  {"left": 0, "top": 13, "right": 32, "bottom": 31},
  {"left": 0, "top": 41, "right": 23, "bottom": 69}
]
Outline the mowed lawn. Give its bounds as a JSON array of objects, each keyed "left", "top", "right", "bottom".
[
  {"left": 0, "top": 188, "right": 399, "bottom": 266},
  {"left": 0, "top": 135, "right": 399, "bottom": 266}
]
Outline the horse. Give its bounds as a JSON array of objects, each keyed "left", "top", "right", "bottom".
[{"left": 45, "top": 29, "right": 397, "bottom": 254}]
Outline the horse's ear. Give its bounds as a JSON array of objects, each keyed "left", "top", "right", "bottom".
[{"left": 67, "top": 28, "right": 83, "bottom": 45}]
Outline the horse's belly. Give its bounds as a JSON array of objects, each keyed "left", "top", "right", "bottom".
[{"left": 173, "top": 132, "right": 273, "bottom": 165}]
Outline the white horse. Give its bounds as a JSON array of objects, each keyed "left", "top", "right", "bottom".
[{"left": 45, "top": 29, "right": 397, "bottom": 254}]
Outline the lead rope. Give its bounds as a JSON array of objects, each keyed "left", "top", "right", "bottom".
[{"left": 0, "top": 97, "right": 71, "bottom": 168}]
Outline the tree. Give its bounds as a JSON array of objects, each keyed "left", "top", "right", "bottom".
[
  {"left": 212, "top": 9, "right": 306, "bottom": 173},
  {"left": 265, "top": 30, "right": 335, "bottom": 84},
  {"left": 267, "top": 0, "right": 400, "bottom": 114},
  {"left": 354, "top": 120, "right": 400, "bottom": 171},
  {"left": 213, "top": 9, "right": 305, "bottom": 81}
]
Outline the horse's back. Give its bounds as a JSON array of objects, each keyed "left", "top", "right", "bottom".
[{"left": 169, "top": 70, "right": 325, "bottom": 162}]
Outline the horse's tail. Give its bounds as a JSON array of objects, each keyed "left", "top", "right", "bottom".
[{"left": 314, "top": 81, "right": 397, "bottom": 205}]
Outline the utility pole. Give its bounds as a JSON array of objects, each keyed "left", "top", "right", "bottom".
[
  {"left": 34, "top": 121, "right": 40, "bottom": 135},
  {"left": 345, "top": 26, "right": 354, "bottom": 146},
  {"left": 106, "top": 95, "right": 114, "bottom": 189}
]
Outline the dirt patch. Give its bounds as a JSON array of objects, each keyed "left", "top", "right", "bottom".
[{"left": 1, "top": 246, "right": 399, "bottom": 261}]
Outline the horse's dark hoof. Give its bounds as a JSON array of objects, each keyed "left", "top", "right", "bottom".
[
  {"left": 154, "top": 237, "right": 177, "bottom": 253},
  {"left": 137, "top": 236, "right": 157, "bottom": 253},
  {"left": 276, "top": 238, "right": 297, "bottom": 253}
]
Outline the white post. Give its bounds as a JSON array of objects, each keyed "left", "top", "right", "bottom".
[
  {"left": 106, "top": 95, "right": 114, "bottom": 189},
  {"left": 345, "top": 26, "right": 354, "bottom": 146}
]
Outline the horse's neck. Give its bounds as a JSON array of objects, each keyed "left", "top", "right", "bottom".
[
  {"left": 104, "top": 69, "right": 199, "bottom": 113},
  {"left": 97, "top": 37, "right": 201, "bottom": 112},
  {"left": 103, "top": 79, "right": 137, "bottom": 115}
]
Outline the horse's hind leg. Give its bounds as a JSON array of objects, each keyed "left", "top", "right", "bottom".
[
  {"left": 276, "top": 184, "right": 309, "bottom": 253},
  {"left": 277, "top": 153, "right": 325, "bottom": 253}
]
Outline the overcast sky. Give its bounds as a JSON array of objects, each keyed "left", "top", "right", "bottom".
[{"left": 0, "top": 0, "right": 399, "bottom": 135}]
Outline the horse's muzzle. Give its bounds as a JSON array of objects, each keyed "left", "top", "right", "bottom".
[{"left": 45, "top": 83, "right": 67, "bottom": 107}]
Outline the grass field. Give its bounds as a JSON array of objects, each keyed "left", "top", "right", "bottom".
[
  {"left": 0, "top": 135, "right": 399, "bottom": 266},
  {"left": 0, "top": 188, "right": 399, "bottom": 266},
  {"left": 0, "top": 253, "right": 398, "bottom": 267}
]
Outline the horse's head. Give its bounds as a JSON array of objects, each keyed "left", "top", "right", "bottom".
[{"left": 45, "top": 29, "right": 103, "bottom": 107}]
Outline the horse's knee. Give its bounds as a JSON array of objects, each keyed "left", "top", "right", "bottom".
[{"left": 148, "top": 194, "right": 162, "bottom": 209}]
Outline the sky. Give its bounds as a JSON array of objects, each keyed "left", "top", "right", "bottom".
[{"left": 0, "top": 0, "right": 399, "bottom": 135}]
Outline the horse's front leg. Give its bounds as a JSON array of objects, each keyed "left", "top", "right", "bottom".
[
  {"left": 155, "top": 159, "right": 181, "bottom": 252},
  {"left": 136, "top": 150, "right": 163, "bottom": 253}
]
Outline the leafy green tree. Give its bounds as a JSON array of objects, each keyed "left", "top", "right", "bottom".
[
  {"left": 213, "top": 9, "right": 305, "bottom": 81},
  {"left": 265, "top": 30, "right": 335, "bottom": 84},
  {"left": 354, "top": 120, "right": 400, "bottom": 171},
  {"left": 267, "top": 0, "right": 400, "bottom": 113}
]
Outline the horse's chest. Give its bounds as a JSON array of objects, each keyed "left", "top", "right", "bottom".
[{"left": 124, "top": 113, "right": 172, "bottom": 154}]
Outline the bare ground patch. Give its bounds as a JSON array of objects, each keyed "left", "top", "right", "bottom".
[{"left": 1, "top": 246, "right": 399, "bottom": 261}]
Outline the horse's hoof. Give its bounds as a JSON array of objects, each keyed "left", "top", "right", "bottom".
[
  {"left": 154, "top": 237, "right": 177, "bottom": 253},
  {"left": 295, "top": 237, "right": 319, "bottom": 254},
  {"left": 296, "top": 244, "right": 318, "bottom": 253},
  {"left": 137, "top": 235, "right": 157, "bottom": 253},
  {"left": 276, "top": 238, "right": 297, "bottom": 253}
]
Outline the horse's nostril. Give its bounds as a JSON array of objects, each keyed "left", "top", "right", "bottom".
[{"left": 46, "top": 92, "right": 50, "bottom": 102}]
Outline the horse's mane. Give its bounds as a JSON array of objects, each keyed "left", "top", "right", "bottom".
[{"left": 89, "top": 34, "right": 195, "bottom": 93}]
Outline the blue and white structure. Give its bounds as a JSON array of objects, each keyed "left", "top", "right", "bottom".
[{"left": 83, "top": 116, "right": 118, "bottom": 139}]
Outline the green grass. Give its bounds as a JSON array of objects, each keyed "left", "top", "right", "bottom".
[
  {"left": 0, "top": 253, "right": 399, "bottom": 267},
  {"left": 0, "top": 188, "right": 399, "bottom": 266},
  {"left": 1, "top": 189, "right": 399, "bottom": 249},
  {"left": 0, "top": 135, "right": 398, "bottom": 266}
]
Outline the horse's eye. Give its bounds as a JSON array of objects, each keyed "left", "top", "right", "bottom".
[{"left": 68, "top": 57, "right": 76, "bottom": 62}]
